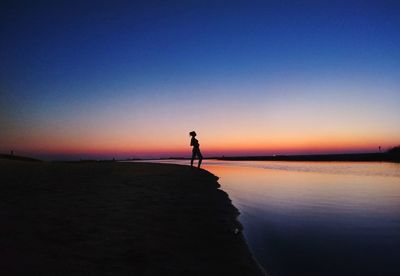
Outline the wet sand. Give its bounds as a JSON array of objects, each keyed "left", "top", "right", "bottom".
[{"left": 0, "top": 159, "right": 263, "bottom": 275}]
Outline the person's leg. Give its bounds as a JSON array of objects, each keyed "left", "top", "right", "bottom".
[
  {"left": 197, "top": 150, "right": 203, "bottom": 168},
  {"left": 191, "top": 150, "right": 195, "bottom": 167}
]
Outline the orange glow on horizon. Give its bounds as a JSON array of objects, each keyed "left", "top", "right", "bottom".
[
  {"left": 2, "top": 117, "right": 398, "bottom": 159},
  {"left": 7, "top": 139, "right": 396, "bottom": 160}
]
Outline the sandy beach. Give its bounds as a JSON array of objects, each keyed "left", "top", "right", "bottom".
[{"left": 0, "top": 159, "right": 263, "bottom": 275}]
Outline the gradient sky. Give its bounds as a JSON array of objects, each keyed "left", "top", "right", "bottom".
[{"left": 1, "top": 0, "right": 399, "bottom": 159}]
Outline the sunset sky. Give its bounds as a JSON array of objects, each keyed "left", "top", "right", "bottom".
[{"left": 1, "top": 1, "right": 399, "bottom": 159}]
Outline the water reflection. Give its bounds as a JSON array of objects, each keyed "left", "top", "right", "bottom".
[
  {"left": 138, "top": 160, "right": 400, "bottom": 276},
  {"left": 206, "top": 164, "right": 400, "bottom": 217}
]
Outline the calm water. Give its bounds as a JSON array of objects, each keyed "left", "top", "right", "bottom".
[{"left": 138, "top": 160, "right": 400, "bottom": 276}]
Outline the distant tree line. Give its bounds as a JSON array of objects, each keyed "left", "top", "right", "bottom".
[{"left": 387, "top": 146, "right": 400, "bottom": 155}]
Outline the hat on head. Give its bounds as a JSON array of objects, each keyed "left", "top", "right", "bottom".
[{"left": 189, "top": 131, "right": 196, "bottom": 136}]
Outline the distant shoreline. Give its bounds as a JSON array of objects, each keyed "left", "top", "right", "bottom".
[
  {"left": 132, "top": 152, "right": 400, "bottom": 163},
  {"left": 216, "top": 152, "right": 400, "bottom": 162},
  {"left": 1, "top": 151, "right": 399, "bottom": 163}
]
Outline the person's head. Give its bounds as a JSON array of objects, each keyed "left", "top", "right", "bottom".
[{"left": 189, "top": 131, "right": 196, "bottom": 137}]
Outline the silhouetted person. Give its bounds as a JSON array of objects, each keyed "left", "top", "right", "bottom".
[{"left": 189, "top": 131, "right": 203, "bottom": 168}]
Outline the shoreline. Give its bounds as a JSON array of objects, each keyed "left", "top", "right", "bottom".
[
  {"left": 217, "top": 152, "right": 400, "bottom": 162},
  {"left": 0, "top": 159, "right": 264, "bottom": 275},
  {"left": 123, "top": 152, "right": 400, "bottom": 163}
]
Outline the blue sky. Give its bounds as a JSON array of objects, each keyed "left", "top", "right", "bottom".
[{"left": 1, "top": 0, "right": 399, "bottom": 159}]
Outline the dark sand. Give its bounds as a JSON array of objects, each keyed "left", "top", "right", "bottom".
[{"left": 0, "top": 159, "right": 263, "bottom": 276}]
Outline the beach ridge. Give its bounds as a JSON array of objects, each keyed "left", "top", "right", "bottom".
[{"left": 0, "top": 159, "right": 263, "bottom": 275}]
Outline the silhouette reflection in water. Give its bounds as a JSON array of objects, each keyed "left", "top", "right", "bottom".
[{"left": 189, "top": 131, "right": 203, "bottom": 168}]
